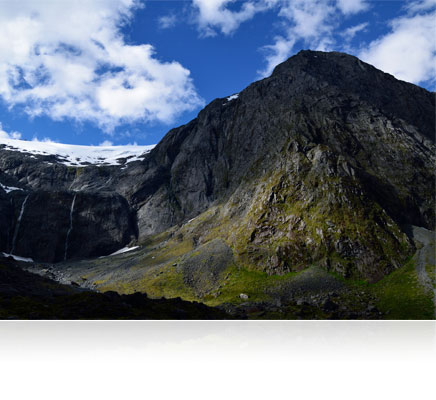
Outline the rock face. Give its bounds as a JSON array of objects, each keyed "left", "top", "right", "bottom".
[
  {"left": 0, "top": 190, "right": 13, "bottom": 251},
  {"left": 4, "top": 191, "right": 136, "bottom": 263},
  {"left": 0, "top": 50, "right": 434, "bottom": 279},
  {"left": 132, "top": 51, "right": 434, "bottom": 234}
]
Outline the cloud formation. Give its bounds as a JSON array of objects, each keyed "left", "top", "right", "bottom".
[
  {"left": 191, "top": 0, "right": 435, "bottom": 87},
  {"left": 192, "top": 0, "right": 274, "bottom": 36},
  {"left": 342, "top": 22, "right": 368, "bottom": 41},
  {"left": 191, "top": 1, "right": 369, "bottom": 76},
  {"left": 336, "top": 0, "right": 368, "bottom": 15},
  {"left": 159, "top": 14, "right": 178, "bottom": 29},
  {"left": 359, "top": 2, "right": 436, "bottom": 86},
  {"left": 0, "top": 0, "right": 203, "bottom": 131},
  {"left": 260, "top": 0, "right": 338, "bottom": 76},
  {"left": 0, "top": 123, "right": 21, "bottom": 140}
]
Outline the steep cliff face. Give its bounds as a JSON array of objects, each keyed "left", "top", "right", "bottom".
[
  {"left": 132, "top": 51, "right": 434, "bottom": 235},
  {"left": 0, "top": 190, "right": 13, "bottom": 251},
  {"left": 0, "top": 50, "right": 434, "bottom": 281},
  {"left": 3, "top": 191, "right": 136, "bottom": 263}
]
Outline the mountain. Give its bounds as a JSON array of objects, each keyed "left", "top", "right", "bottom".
[{"left": 0, "top": 50, "right": 435, "bottom": 319}]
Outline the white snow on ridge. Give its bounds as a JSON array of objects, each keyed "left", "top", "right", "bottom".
[
  {"left": 0, "top": 138, "right": 155, "bottom": 167},
  {"left": 0, "top": 183, "right": 23, "bottom": 193},
  {"left": 226, "top": 93, "right": 239, "bottom": 101}
]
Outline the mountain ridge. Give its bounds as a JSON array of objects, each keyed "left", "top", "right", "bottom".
[{"left": 0, "top": 50, "right": 434, "bottom": 284}]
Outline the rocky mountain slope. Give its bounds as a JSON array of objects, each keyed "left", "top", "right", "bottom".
[{"left": 0, "top": 50, "right": 434, "bottom": 319}]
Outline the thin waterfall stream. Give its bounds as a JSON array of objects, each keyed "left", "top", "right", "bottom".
[
  {"left": 10, "top": 194, "right": 30, "bottom": 255},
  {"left": 64, "top": 194, "right": 77, "bottom": 261}
]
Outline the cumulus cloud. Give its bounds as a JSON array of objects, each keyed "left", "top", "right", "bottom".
[
  {"left": 192, "top": 0, "right": 275, "bottom": 36},
  {"left": 0, "top": 0, "right": 203, "bottom": 132},
  {"left": 336, "top": 0, "right": 368, "bottom": 15},
  {"left": 359, "top": 4, "right": 436, "bottom": 86},
  {"left": 0, "top": 122, "right": 22, "bottom": 140}
]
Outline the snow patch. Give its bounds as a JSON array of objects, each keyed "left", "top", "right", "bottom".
[
  {"left": 1, "top": 252, "right": 34, "bottom": 263},
  {"left": 226, "top": 94, "right": 239, "bottom": 101},
  {"left": 0, "top": 183, "right": 23, "bottom": 193},
  {"left": 109, "top": 246, "right": 140, "bottom": 256},
  {"left": 0, "top": 138, "right": 155, "bottom": 167}
]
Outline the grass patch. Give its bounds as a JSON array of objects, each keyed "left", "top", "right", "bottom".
[
  {"left": 135, "top": 265, "right": 197, "bottom": 301},
  {"left": 371, "top": 257, "right": 434, "bottom": 319},
  {"left": 99, "top": 264, "right": 197, "bottom": 301},
  {"left": 203, "top": 265, "right": 299, "bottom": 306}
]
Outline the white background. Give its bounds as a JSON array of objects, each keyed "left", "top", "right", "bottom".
[{"left": 0, "top": 321, "right": 434, "bottom": 400}]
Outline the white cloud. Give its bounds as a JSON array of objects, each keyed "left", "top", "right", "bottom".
[
  {"left": 159, "top": 14, "right": 177, "bottom": 29},
  {"left": 339, "top": 21, "right": 369, "bottom": 53},
  {"left": 342, "top": 22, "right": 368, "bottom": 41},
  {"left": 406, "top": 0, "right": 436, "bottom": 12},
  {"left": 0, "top": 0, "right": 203, "bottom": 132},
  {"left": 336, "top": 0, "right": 368, "bottom": 15},
  {"left": 277, "top": 0, "right": 335, "bottom": 38},
  {"left": 0, "top": 122, "right": 22, "bottom": 140},
  {"left": 359, "top": 8, "right": 436, "bottom": 86},
  {"left": 259, "top": 0, "right": 338, "bottom": 76},
  {"left": 192, "top": 0, "right": 275, "bottom": 36},
  {"left": 260, "top": 36, "right": 298, "bottom": 76}
]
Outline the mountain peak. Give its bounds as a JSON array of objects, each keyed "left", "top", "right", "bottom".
[
  {"left": 269, "top": 50, "right": 435, "bottom": 142},
  {"left": 272, "top": 49, "right": 364, "bottom": 75}
]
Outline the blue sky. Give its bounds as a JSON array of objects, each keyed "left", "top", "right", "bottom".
[{"left": 0, "top": 0, "right": 435, "bottom": 146}]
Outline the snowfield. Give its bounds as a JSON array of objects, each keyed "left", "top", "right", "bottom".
[
  {"left": 0, "top": 138, "right": 155, "bottom": 167},
  {"left": 226, "top": 93, "right": 239, "bottom": 101}
]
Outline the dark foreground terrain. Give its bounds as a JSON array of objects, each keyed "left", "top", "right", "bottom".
[{"left": 0, "top": 258, "right": 229, "bottom": 320}]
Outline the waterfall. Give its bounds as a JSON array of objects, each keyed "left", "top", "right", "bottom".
[
  {"left": 10, "top": 194, "right": 30, "bottom": 255},
  {"left": 64, "top": 194, "right": 77, "bottom": 261}
]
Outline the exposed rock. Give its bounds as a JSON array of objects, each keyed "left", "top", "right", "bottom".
[
  {"left": 7, "top": 191, "right": 136, "bottom": 262},
  {"left": 179, "top": 239, "right": 233, "bottom": 297},
  {"left": 0, "top": 189, "right": 13, "bottom": 254}
]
